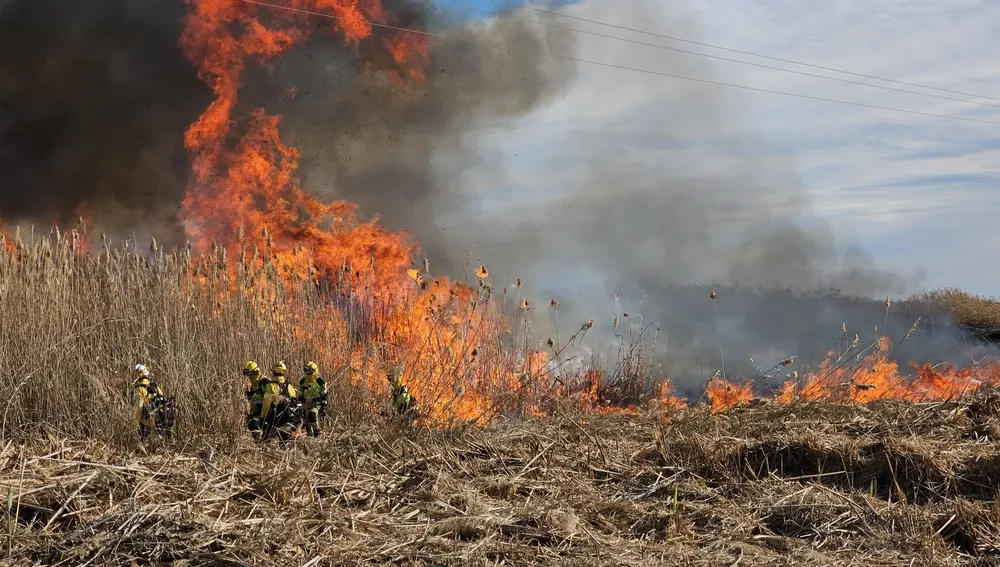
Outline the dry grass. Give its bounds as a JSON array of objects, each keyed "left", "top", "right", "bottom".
[
  {"left": 0, "top": 225, "right": 380, "bottom": 443},
  {"left": 4, "top": 225, "right": 1000, "bottom": 564},
  {"left": 906, "top": 289, "right": 1000, "bottom": 337},
  {"left": 5, "top": 391, "right": 1000, "bottom": 565},
  {"left": 1, "top": 224, "right": 996, "bottom": 444},
  {"left": 0, "top": 225, "right": 665, "bottom": 443}
]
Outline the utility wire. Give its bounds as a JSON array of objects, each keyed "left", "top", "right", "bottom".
[
  {"left": 547, "top": 54, "right": 1000, "bottom": 125},
  {"left": 239, "top": 0, "right": 1000, "bottom": 126},
  {"left": 486, "top": 0, "right": 1000, "bottom": 104},
  {"left": 464, "top": 4, "right": 1000, "bottom": 110}
]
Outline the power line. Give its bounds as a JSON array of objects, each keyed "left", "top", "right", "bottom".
[
  {"left": 548, "top": 54, "right": 1000, "bottom": 125},
  {"left": 238, "top": 0, "right": 1000, "bottom": 126},
  {"left": 465, "top": 4, "right": 1000, "bottom": 110},
  {"left": 486, "top": 0, "right": 1000, "bottom": 104}
]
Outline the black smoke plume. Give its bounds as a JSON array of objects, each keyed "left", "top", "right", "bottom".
[{"left": 0, "top": 0, "right": 211, "bottom": 243}]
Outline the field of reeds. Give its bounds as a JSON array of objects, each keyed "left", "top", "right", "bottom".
[
  {"left": 3, "top": 225, "right": 1000, "bottom": 565},
  {"left": 0, "top": 223, "right": 671, "bottom": 443}
]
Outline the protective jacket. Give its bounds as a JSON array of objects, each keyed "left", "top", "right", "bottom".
[
  {"left": 261, "top": 377, "right": 297, "bottom": 421},
  {"left": 299, "top": 376, "right": 328, "bottom": 412},
  {"left": 393, "top": 385, "right": 418, "bottom": 416},
  {"left": 134, "top": 377, "right": 175, "bottom": 440},
  {"left": 134, "top": 378, "right": 164, "bottom": 427}
]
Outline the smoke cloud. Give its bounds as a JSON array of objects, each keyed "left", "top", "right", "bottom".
[
  {"left": 0, "top": 0, "right": 211, "bottom": 243},
  {"left": 0, "top": 0, "right": 987, "bottom": 391},
  {"left": 299, "top": 0, "right": 980, "bottom": 389}
]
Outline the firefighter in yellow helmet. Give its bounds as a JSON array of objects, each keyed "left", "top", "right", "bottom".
[
  {"left": 298, "top": 361, "right": 328, "bottom": 437},
  {"left": 260, "top": 361, "right": 302, "bottom": 442},
  {"left": 387, "top": 365, "right": 419, "bottom": 420},
  {"left": 132, "top": 364, "right": 174, "bottom": 442},
  {"left": 243, "top": 360, "right": 266, "bottom": 441}
]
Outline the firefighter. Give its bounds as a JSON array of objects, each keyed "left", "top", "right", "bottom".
[
  {"left": 393, "top": 384, "right": 419, "bottom": 418},
  {"left": 243, "top": 360, "right": 266, "bottom": 442},
  {"left": 260, "top": 361, "right": 301, "bottom": 442},
  {"left": 298, "top": 361, "right": 328, "bottom": 437},
  {"left": 387, "top": 365, "right": 419, "bottom": 420},
  {"left": 132, "top": 364, "right": 175, "bottom": 442}
]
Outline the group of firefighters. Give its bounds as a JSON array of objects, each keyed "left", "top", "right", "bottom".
[{"left": 131, "top": 360, "right": 420, "bottom": 443}]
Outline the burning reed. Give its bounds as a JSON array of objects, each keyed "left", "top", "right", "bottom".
[{"left": 0, "top": 225, "right": 655, "bottom": 443}]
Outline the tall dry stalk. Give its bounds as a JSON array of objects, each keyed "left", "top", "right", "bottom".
[{"left": 0, "top": 225, "right": 676, "bottom": 443}]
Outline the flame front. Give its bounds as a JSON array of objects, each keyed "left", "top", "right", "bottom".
[
  {"left": 706, "top": 337, "right": 1000, "bottom": 412},
  {"left": 176, "top": 0, "right": 508, "bottom": 424},
  {"left": 178, "top": 0, "right": 426, "bottom": 294},
  {"left": 166, "top": 0, "right": 1000, "bottom": 425}
]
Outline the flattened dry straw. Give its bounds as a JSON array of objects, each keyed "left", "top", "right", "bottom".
[{"left": 5, "top": 391, "right": 1000, "bottom": 565}]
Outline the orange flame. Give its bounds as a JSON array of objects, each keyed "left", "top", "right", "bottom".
[
  {"left": 167, "top": 0, "right": 1000, "bottom": 426},
  {"left": 705, "top": 337, "right": 1000, "bottom": 413}
]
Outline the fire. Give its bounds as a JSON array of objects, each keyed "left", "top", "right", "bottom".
[
  {"left": 18, "top": 0, "right": 996, "bottom": 427},
  {"left": 178, "top": 0, "right": 428, "bottom": 294},
  {"left": 175, "top": 0, "right": 523, "bottom": 424},
  {"left": 706, "top": 337, "right": 1000, "bottom": 412},
  {"left": 706, "top": 377, "right": 753, "bottom": 413}
]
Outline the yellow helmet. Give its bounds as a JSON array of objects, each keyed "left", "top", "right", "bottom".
[
  {"left": 272, "top": 361, "right": 288, "bottom": 376},
  {"left": 387, "top": 365, "right": 403, "bottom": 389},
  {"left": 303, "top": 361, "right": 318, "bottom": 375},
  {"left": 243, "top": 360, "right": 260, "bottom": 376}
]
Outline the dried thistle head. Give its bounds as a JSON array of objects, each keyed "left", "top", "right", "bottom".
[
  {"left": 515, "top": 278, "right": 522, "bottom": 288},
  {"left": 710, "top": 288, "right": 718, "bottom": 300},
  {"left": 550, "top": 299, "right": 558, "bottom": 309},
  {"left": 476, "top": 265, "right": 488, "bottom": 279},
  {"left": 520, "top": 298, "right": 529, "bottom": 310}
]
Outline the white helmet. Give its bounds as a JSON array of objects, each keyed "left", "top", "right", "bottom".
[{"left": 133, "top": 364, "right": 150, "bottom": 378}]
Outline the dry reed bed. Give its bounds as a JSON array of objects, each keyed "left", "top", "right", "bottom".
[{"left": 5, "top": 393, "right": 1000, "bottom": 566}]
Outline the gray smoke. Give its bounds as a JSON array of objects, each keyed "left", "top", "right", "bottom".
[
  {"left": 273, "top": 0, "right": 987, "bottom": 391},
  {"left": 257, "top": 3, "right": 578, "bottom": 240}
]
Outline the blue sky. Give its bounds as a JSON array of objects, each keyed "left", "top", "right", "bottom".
[
  {"left": 435, "top": 0, "right": 581, "bottom": 20},
  {"left": 430, "top": 0, "right": 1000, "bottom": 298}
]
